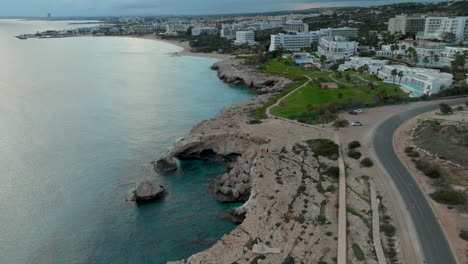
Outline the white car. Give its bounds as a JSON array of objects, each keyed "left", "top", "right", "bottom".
[
  {"left": 351, "top": 121, "right": 363, "bottom": 126},
  {"left": 353, "top": 109, "right": 363, "bottom": 113}
]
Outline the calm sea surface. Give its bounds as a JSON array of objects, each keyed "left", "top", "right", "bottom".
[{"left": 0, "top": 20, "right": 252, "bottom": 264}]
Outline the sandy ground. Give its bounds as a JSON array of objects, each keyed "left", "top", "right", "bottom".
[
  {"left": 133, "top": 34, "right": 233, "bottom": 60},
  {"left": 394, "top": 106, "right": 468, "bottom": 264}
]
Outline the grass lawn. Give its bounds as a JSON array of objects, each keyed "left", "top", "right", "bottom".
[
  {"left": 259, "top": 58, "right": 320, "bottom": 78},
  {"left": 270, "top": 70, "right": 407, "bottom": 119}
]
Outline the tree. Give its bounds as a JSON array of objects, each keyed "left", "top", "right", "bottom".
[
  {"left": 440, "top": 32, "right": 456, "bottom": 43},
  {"left": 396, "top": 54, "right": 403, "bottom": 60},
  {"left": 398, "top": 71, "right": 404, "bottom": 84},
  {"left": 335, "top": 71, "right": 343, "bottom": 79},
  {"left": 423, "top": 56, "right": 430, "bottom": 67},
  {"left": 434, "top": 54, "right": 440, "bottom": 65},
  {"left": 391, "top": 68, "right": 398, "bottom": 83},
  {"left": 390, "top": 44, "right": 399, "bottom": 58},
  {"left": 362, "top": 64, "right": 369, "bottom": 75},
  {"left": 439, "top": 103, "right": 453, "bottom": 114},
  {"left": 320, "top": 55, "right": 327, "bottom": 64},
  {"left": 310, "top": 42, "right": 318, "bottom": 52},
  {"left": 337, "top": 92, "right": 343, "bottom": 100},
  {"left": 345, "top": 74, "right": 351, "bottom": 82}
]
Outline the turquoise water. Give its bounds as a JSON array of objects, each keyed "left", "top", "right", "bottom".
[
  {"left": 0, "top": 20, "right": 252, "bottom": 264},
  {"left": 384, "top": 80, "right": 425, "bottom": 97}
]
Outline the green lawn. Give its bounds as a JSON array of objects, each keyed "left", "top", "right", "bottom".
[
  {"left": 250, "top": 58, "right": 408, "bottom": 122},
  {"left": 270, "top": 70, "right": 407, "bottom": 119}
]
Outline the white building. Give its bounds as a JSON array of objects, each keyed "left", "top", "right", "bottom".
[
  {"left": 319, "top": 27, "right": 358, "bottom": 39},
  {"left": 443, "top": 46, "right": 468, "bottom": 58},
  {"left": 269, "top": 32, "right": 320, "bottom": 51},
  {"left": 423, "top": 16, "right": 468, "bottom": 42},
  {"left": 283, "top": 20, "right": 309, "bottom": 33},
  {"left": 258, "top": 23, "right": 280, "bottom": 30},
  {"left": 388, "top": 15, "right": 426, "bottom": 34},
  {"left": 338, "top": 57, "right": 389, "bottom": 74},
  {"left": 317, "top": 36, "right": 358, "bottom": 61},
  {"left": 235, "top": 31, "right": 255, "bottom": 45},
  {"left": 221, "top": 24, "right": 245, "bottom": 40},
  {"left": 377, "top": 65, "right": 453, "bottom": 96},
  {"left": 192, "top": 27, "right": 219, "bottom": 36},
  {"left": 166, "top": 24, "right": 190, "bottom": 34}
]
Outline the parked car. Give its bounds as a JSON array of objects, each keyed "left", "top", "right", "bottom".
[
  {"left": 353, "top": 109, "right": 363, "bottom": 113},
  {"left": 348, "top": 111, "right": 358, "bottom": 115},
  {"left": 351, "top": 121, "right": 363, "bottom": 126}
]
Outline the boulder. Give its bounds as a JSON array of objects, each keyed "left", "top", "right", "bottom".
[
  {"left": 127, "top": 180, "right": 166, "bottom": 202},
  {"left": 153, "top": 158, "right": 177, "bottom": 174}
]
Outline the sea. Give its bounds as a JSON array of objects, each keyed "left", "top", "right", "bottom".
[{"left": 0, "top": 19, "right": 253, "bottom": 264}]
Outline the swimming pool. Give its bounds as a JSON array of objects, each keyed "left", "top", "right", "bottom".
[{"left": 384, "top": 80, "right": 426, "bottom": 97}]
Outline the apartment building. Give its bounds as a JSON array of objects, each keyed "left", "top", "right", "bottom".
[
  {"left": 319, "top": 27, "right": 358, "bottom": 39},
  {"left": 388, "top": 15, "right": 426, "bottom": 34},
  {"left": 269, "top": 32, "right": 320, "bottom": 51},
  {"left": 423, "top": 16, "right": 468, "bottom": 42},
  {"left": 191, "top": 27, "right": 219, "bottom": 36},
  {"left": 235, "top": 31, "right": 255, "bottom": 45},
  {"left": 378, "top": 65, "right": 453, "bottom": 96},
  {"left": 317, "top": 36, "right": 358, "bottom": 61},
  {"left": 282, "top": 20, "right": 309, "bottom": 33}
]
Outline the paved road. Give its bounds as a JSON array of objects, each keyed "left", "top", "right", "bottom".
[{"left": 373, "top": 98, "right": 466, "bottom": 264}]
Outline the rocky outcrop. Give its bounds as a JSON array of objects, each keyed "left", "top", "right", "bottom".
[
  {"left": 171, "top": 144, "right": 339, "bottom": 264},
  {"left": 153, "top": 158, "right": 178, "bottom": 174},
  {"left": 212, "top": 59, "right": 292, "bottom": 94},
  {"left": 126, "top": 180, "right": 166, "bottom": 202}
]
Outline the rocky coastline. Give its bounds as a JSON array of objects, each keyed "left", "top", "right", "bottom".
[{"left": 153, "top": 57, "right": 341, "bottom": 264}]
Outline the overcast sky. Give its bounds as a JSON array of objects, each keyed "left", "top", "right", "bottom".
[{"left": 1, "top": 0, "right": 448, "bottom": 17}]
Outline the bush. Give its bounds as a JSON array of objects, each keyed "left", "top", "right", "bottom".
[
  {"left": 415, "top": 160, "right": 442, "bottom": 179},
  {"left": 439, "top": 103, "right": 453, "bottom": 114},
  {"left": 348, "top": 141, "right": 361, "bottom": 149},
  {"left": 348, "top": 149, "right": 362, "bottom": 159},
  {"left": 352, "top": 243, "right": 365, "bottom": 261},
  {"left": 247, "top": 119, "right": 262, "bottom": 125},
  {"left": 431, "top": 190, "right": 466, "bottom": 205},
  {"left": 404, "top": 146, "right": 414, "bottom": 153},
  {"left": 306, "top": 139, "right": 339, "bottom": 158},
  {"left": 325, "top": 166, "right": 340, "bottom": 178},
  {"left": 456, "top": 106, "right": 464, "bottom": 111},
  {"left": 407, "top": 151, "right": 420, "bottom": 158},
  {"left": 465, "top": 101, "right": 468, "bottom": 107},
  {"left": 333, "top": 119, "right": 349, "bottom": 128},
  {"left": 459, "top": 230, "right": 468, "bottom": 242},
  {"left": 361, "top": 158, "right": 374, "bottom": 167},
  {"left": 282, "top": 255, "right": 295, "bottom": 264},
  {"left": 381, "top": 223, "right": 396, "bottom": 237}
]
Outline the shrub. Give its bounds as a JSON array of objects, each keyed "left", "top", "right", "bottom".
[
  {"left": 325, "top": 166, "right": 340, "bottom": 178},
  {"left": 439, "top": 103, "right": 453, "bottom": 114},
  {"left": 431, "top": 190, "right": 466, "bottom": 205},
  {"left": 282, "top": 255, "right": 295, "bottom": 264},
  {"left": 415, "top": 160, "right": 442, "bottom": 179},
  {"left": 404, "top": 146, "right": 414, "bottom": 153},
  {"left": 247, "top": 119, "right": 262, "bottom": 125},
  {"left": 306, "top": 139, "right": 339, "bottom": 158},
  {"left": 352, "top": 243, "right": 365, "bottom": 261},
  {"left": 465, "top": 101, "right": 468, "bottom": 107},
  {"left": 425, "top": 167, "right": 442, "bottom": 179},
  {"left": 348, "top": 149, "right": 362, "bottom": 159},
  {"left": 381, "top": 223, "right": 396, "bottom": 237},
  {"left": 250, "top": 256, "right": 266, "bottom": 264},
  {"left": 407, "top": 151, "right": 420, "bottom": 157},
  {"left": 333, "top": 119, "right": 349, "bottom": 128},
  {"left": 348, "top": 141, "right": 361, "bottom": 149},
  {"left": 456, "top": 106, "right": 464, "bottom": 111},
  {"left": 361, "top": 158, "right": 374, "bottom": 167},
  {"left": 459, "top": 230, "right": 468, "bottom": 242}
]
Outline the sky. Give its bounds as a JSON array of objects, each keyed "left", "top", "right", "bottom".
[{"left": 0, "top": 0, "right": 450, "bottom": 17}]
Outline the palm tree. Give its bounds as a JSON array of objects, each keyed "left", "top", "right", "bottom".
[
  {"left": 390, "top": 44, "right": 399, "bottom": 59},
  {"left": 362, "top": 64, "right": 369, "bottom": 75},
  {"left": 320, "top": 55, "right": 327, "bottom": 65},
  {"left": 430, "top": 51, "right": 434, "bottom": 63},
  {"left": 423, "top": 56, "right": 429, "bottom": 67},
  {"left": 398, "top": 71, "right": 404, "bottom": 84},
  {"left": 391, "top": 68, "right": 398, "bottom": 84},
  {"left": 434, "top": 54, "right": 440, "bottom": 65}
]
